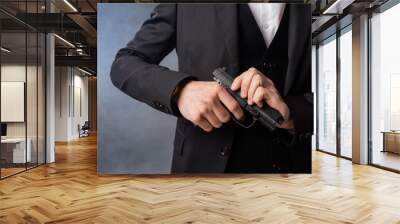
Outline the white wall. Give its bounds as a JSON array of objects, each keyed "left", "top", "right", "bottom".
[
  {"left": 1, "top": 63, "right": 46, "bottom": 164},
  {"left": 1, "top": 65, "right": 26, "bottom": 133},
  {"left": 55, "top": 66, "right": 69, "bottom": 141},
  {"left": 71, "top": 73, "right": 89, "bottom": 138},
  {"left": 55, "top": 66, "right": 89, "bottom": 141},
  {"left": 1, "top": 64, "right": 41, "bottom": 138},
  {"left": 1, "top": 65, "right": 27, "bottom": 142}
]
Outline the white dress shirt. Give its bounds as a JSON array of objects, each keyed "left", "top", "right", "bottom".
[{"left": 248, "top": 3, "right": 286, "bottom": 48}]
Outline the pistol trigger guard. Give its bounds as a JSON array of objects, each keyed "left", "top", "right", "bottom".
[{"left": 232, "top": 115, "right": 256, "bottom": 129}]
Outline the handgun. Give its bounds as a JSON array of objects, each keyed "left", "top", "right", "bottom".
[{"left": 212, "top": 67, "right": 283, "bottom": 131}]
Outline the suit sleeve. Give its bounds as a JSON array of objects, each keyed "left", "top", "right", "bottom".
[
  {"left": 285, "top": 93, "right": 313, "bottom": 134},
  {"left": 284, "top": 5, "right": 313, "bottom": 136},
  {"left": 110, "top": 4, "right": 194, "bottom": 115}
]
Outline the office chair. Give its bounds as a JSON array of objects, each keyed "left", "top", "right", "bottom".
[{"left": 78, "top": 121, "right": 90, "bottom": 138}]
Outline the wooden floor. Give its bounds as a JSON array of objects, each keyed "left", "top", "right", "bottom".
[
  {"left": 1, "top": 167, "right": 26, "bottom": 178},
  {"left": 372, "top": 150, "right": 400, "bottom": 171},
  {"left": 1, "top": 135, "right": 400, "bottom": 223}
]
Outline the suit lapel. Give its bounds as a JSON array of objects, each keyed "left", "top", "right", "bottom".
[
  {"left": 214, "top": 3, "right": 310, "bottom": 94},
  {"left": 214, "top": 4, "right": 239, "bottom": 76},
  {"left": 284, "top": 4, "right": 310, "bottom": 96}
]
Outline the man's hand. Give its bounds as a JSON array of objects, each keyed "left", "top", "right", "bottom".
[
  {"left": 177, "top": 81, "right": 244, "bottom": 132},
  {"left": 231, "top": 67, "right": 293, "bottom": 129}
]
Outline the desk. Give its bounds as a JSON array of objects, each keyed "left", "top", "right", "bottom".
[
  {"left": 1, "top": 138, "right": 31, "bottom": 163},
  {"left": 382, "top": 131, "right": 400, "bottom": 154}
]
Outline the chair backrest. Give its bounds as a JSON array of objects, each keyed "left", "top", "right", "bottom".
[{"left": 82, "top": 121, "right": 90, "bottom": 129}]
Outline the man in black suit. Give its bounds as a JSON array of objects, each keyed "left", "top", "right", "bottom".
[{"left": 110, "top": 3, "right": 313, "bottom": 173}]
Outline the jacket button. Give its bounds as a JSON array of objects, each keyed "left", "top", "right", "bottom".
[
  {"left": 155, "top": 101, "right": 162, "bottom": 107},
  {"left": 264, "top": 62, "right": 276, "bottom": 69},
  {"left": 220, "top": 146, "right": 230, "bottom": 156}
]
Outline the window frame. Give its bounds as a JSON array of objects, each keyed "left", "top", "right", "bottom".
[{"left": 315, "top": 21, "right": 353, "bottom": 160}]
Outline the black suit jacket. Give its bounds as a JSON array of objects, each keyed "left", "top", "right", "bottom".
[{"left": 110, "top": 4, "right": 313, "bottom": 173}]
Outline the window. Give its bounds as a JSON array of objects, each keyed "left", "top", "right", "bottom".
[
  {"left": 339, "top": 28, "right": 352, "bottom": 158},
  {"left": 1, "top": 31, "right": 28, "bottom": 178},
  {"left": 0, "top": 1, "right": 47, "bottom": 179},
  {"left": 370, "top": 2, "right": 400, "bottom": 171},
  {"left": 316, "top": 24, "right": 353, "bottom": 159},
  {"left": 317, "top": 36, "right": 337, "bottom": 154}
]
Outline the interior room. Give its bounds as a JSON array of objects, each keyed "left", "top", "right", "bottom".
[
  {"left": 0, "top": 0, "right": 400, "bottom": 223},
  {"left": 0, "top": 14, "right": 46, "bottom": 177},
  {"left": 314, "top": 0, "right": 400, "bottom": 171}
]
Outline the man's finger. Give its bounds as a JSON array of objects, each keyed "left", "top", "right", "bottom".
[
  {"left": 240, "top": 70, "right": 255, "bottom": 98},
  {"left": 218, "top": 89, "right": 244, "bottom": 120},
  {"left": 213, "top": 100, "right": 231, "bottom": 123},
  {"left": 204, "top": 111, "right": 222, "bottom": 128},
  {"left": 264, "top": 76, "right": 274, "bottom": 86},
  {"left": 264, "top": 88, "right": 284, "bottom": 111},
  {"left": 247, "top": 75, "right": 262, "bottom": 105},
  {"left": 196, "top": 117, "right": 213, "bottom": 132},
  {"left": 253, "top": 87, "right": 267, "bottom": 108},
  {"left": 231, "top": 75, "right": 242, "bottom": 91}
]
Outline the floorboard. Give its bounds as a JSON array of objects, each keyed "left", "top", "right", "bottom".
[{"left": 1, "top": 134, "right": 400, "bottom": 223}]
